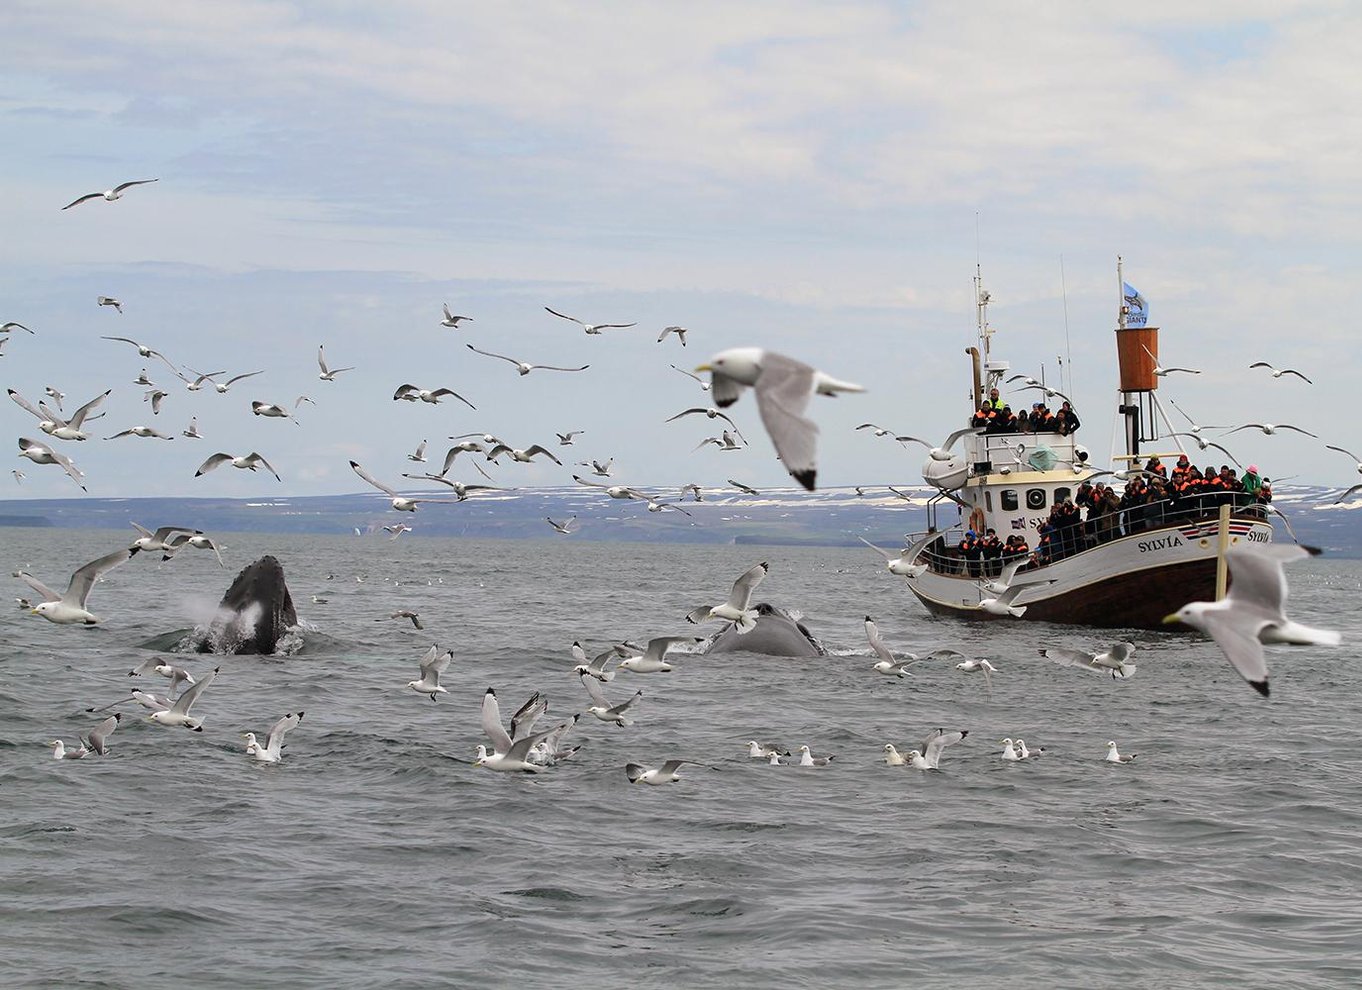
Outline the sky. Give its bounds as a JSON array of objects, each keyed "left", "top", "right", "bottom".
[{"left": 4, "top": 1, "right": 1361, "bottom": 501}]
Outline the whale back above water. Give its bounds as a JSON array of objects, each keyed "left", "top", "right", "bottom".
[
  {"left": 197, "top": 555, "right": 299, "bottom": 654},
  {"left": 703, "top": 602, "right": 826, "bottom": 657}
]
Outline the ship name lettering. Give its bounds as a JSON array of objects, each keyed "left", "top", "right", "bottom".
[
  {"left": 1246, "top": 530, "right": 1269, "bottom": 543},
  {"left": 1137, "top": 534, "right": 1183, "bottom": 553}
]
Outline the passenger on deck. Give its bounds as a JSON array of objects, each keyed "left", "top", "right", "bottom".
[
  {"left": 970, "top": 405, "right": 993, "bottom": 431},
  {"left": 987, "top": 387, "right": 1004, "bottom": 411},
  {"left": 1054, "top": 408, "right": 1076, "bottom": 435},
  {"left": 1242, "top": 464, "right": 1264, "bottom": 498},
  {"left": 980, "top": 528, "right": 1003, "bottom": 576},
  {"left": 1060, "top": 401, "right": 1080, "bottom": 433},
  {"left": 958, "top": 530, "right": 982, "bottom": 576}
]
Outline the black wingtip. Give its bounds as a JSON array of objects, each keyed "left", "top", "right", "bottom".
[
  {"left": 864, "top": 615, "right": 873, "bottom": 622},
  {"left": 792, "top": 469, "right": 816, "bottom": 491},
  {"left": 1251, "top": 679, "right": 1270, "bottom": 697}
]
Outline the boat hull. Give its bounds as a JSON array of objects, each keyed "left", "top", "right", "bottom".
[{"left": 905, "top": 517, "right": 1272, "bottom": 630}]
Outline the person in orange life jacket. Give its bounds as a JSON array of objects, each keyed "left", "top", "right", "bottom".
[
  {"left": 959, "top": 530, "right": 984, "bottom": 576},
  {"left": 971, "top": 405, "right": 993, "bottom": 430},
  {"left": 1003, "top": 534, "right": 1030, "bottom": 564},
  {"left": 1144, "top": 455, "right": 1166, "bottom": 478},
  {"left": 980, "top": 528, "right": 1003, "bottom": 576},
  {"left": 1171, "top": 453, "right": 1191, "bottom": 485}
]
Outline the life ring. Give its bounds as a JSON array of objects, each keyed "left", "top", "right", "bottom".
[{"left": 968, "top": 508, "right": 985, "bottom": 534}]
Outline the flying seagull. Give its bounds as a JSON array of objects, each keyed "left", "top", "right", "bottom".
[
  {"left": 440, "top": 304, "right": 473, "bottom": 328},
  {"left": 1249, "top": 362, "right": 1312, "bottom": 384},
  {"left": 195, "top": 451, "right": 281, "bottom": 481},
  {"left": 393, "top": 383, "right": 477, "bottom": 408},
  {"left": 17, "top": 437, "right": 86, "bottom": 489},
  {"left": 465, "top": 343, "right": 588, "bottom": 376},
  {"left": 695, "top": 348, "right": 864, "bottom": 490},
  {"left": 17, "top": 546, "right": 136, "bottom": 624},
  {"left": 62, "top": 178, "right": 159, "bottom": 210},
  {"left": 685, "top": 561, "right": 768, "bottom": 632},
  {"left": 317, "top": 345, "right": 355, "bottom": 381},
  {"left": 657, "top": 326, "right": 689, "bottom": 346},
  {"left": 544, "top": 306, "right": 636, "bottom": 334},
  {"left": 349, "top": 460, "right": 457, "bottom": 512},
  {"left": 97, "top": 296, "right": 123, "bottom": 314}
]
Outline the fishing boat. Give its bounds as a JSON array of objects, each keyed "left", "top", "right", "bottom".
[{"left": 901, "top": 263, "right": 1273, "bottom": 629}]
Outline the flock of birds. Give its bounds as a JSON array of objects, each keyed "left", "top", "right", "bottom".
[{"left": 8, "top": 177, "right": 1349, "bottom": 773}]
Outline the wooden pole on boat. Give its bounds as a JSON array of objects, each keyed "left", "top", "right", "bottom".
[{"left": 1214, "top": 503, "right": 1232, "bottom": 600}]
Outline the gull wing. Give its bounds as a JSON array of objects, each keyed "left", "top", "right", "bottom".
[
  {"left": 8, "top": 388, "right": 48, "bottom": 421},
  {"left": 543, "top": 307, "right": 583, "bottom": 326},
  {"left": 429, "top": 388, "right": 477, "bottom": 410},
  {"left": 941, "top": 426, "right": 985, "bottom": 451},
  {"left": 264, "top": 712, "right": 303, "bottom": 759},
  {"left": 749, "top": 353, "right": 818, "bottom": 488},
  {"left": 643, "top": 636, "right": 699, "bottom": 663},
  {"left": 86, "top": 714, "right": 120, "bottom": 754},
  {"left": 522, "top": 445, "right": 562, "bottom": 465},
  {"left": 64, "top": 547, "right": 135, "bottom": 607},
  {"left": 349, "top": 460, "right": 397, "bottom": 497},
  {"left": 530, "top": 363, "right": 589, "bottom": 373},
  {"left": 506, "top": 723, "right": 563, "bottom": 762},
  {"left": 725, "top": 561, "right": 769, "bottom": 611},
  {"left": 465, "top": 344, "right": 520, "bottom": 366},
  {"left": 1224, "top": 544, "right": 1314, "bottom": 618},
  {"left": 129, "top": 521, "right": 154, "bottom": 540},
  {"left": 1196, "top": 609, "right": 1271, "bottom": 692},
  {"left": 510, "top": 692, "right": 547, "bottom": 741},
  {"left": 480, "top": 688, "right": 513, "bottom": 754},
  {"left": 1326, "top": 444, "right": 1361, "bottom": 463},
  {"left": 579, "top": 672, "right": 610, "bottom": 709},
  {"left": 1037, "top": 646, "right": 1100, "bottom": 670},
  {"left": 17, "top": 571, "right": 62, "bottom": 603},
  {"left": 419, "top": 646, "right": 452, "bottom": 681},
  {"left": 62, "top": 192, "right": 103, "bottom": 210},
  {"left": 195, "top": 453, "right": 234, "bottom": 477},
  {"left": 112, "top": 178, "right": 158, "bottom": 194},
  {"left": 169, "top": 666, "right": 218, "bottom": 716},
  {"left": 921, "top": 728, "right": 967, "bottom": 768},
  {"left": 864, "top": 617, "right": 896, "bottom": 664},
  {"left": 608, "top": 690, "right": 644, "bottom": 716}
]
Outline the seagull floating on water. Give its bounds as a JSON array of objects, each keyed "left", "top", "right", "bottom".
[{"left": 244, "top": 712, "right": 304, "bottom": 763}]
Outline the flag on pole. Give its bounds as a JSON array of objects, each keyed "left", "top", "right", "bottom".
[{"left": 1122, "top": 281, "right": 1148, "bottom": 328}]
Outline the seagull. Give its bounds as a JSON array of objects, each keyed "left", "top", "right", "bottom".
[
  {"left": 1168, "top": 399, "right": 1225, "bottom": 435},
  {"left": 406, "top": 646, "right": 452, "bottom": 701},
  {"left": 1225, "top": 422, "right": 1318, "bottom": 439},
  {"left": 195, "top": 451, "right": 281, "bottom": 481},
  {"left": 579, "top": 675, "right": 644, "bottom": 726},
  {"left": 544, "top": 306, "right": 636, "bottom": 334},
  {"left": 796, "top": 745, "right": 835, "bottom": 767},
  {"left": 695, "top": 348, "right": 863, "bottom": 490},
  {"left": 401, "top": 474, "right": 498, "bottom": 499},
  {"left": 385, "top": 609, "right": 424, "bottom": 630},
  {"left": 1163, "top": 543, "right": 1340, "bottom": 697},
  {"left": 1249, "top": 362, "right": 1313, "bottom": 384},
  {"left": 440, "top": 304, "right": 473, "bottom": 328},
  {"left": 143, "top": 389, "right": 168, "bottom": 415},
  {"left": 44, "top": 386, "right": 65, "bottom": 409},
  {"left": 667, "top": 407, "right": 742, "bottom": 432},
  {"left": 955, "top": 657, "right": 998, "bottom": 696},
  {"left": 50, "top": 739, "right": 88, "bottom": 760},
  {"left": 727, "top": 479, "right": 760, "bottom": 495},
  {"left": 693, "top": 431, "right": 745, "bottom": 452},
  {"left": 616, "top": 636, "right": 702, "bottom": 674},
  {"left": 243, "top": 712, "right": 304, "bottom": 763},
  {"left": 556, "top": 431, "right": 585, "bottom": 445},
  {"left": 486, "top": 443, "right": 562, "bottom": 466},
  {"left": 572, "top": 475, "right": 647, "bottom": 500},
  {"left": 475, "top": 688, "right": 568, "bottom": 772},
  {"left": 910, "top": 728, "right": 969, "bottom": 770},
  {"left": 178, "top": 416, "right": 202, "bottom": 441},
  {"left": 162, "top": 532, "right": 226, "bottom": 567},
  {"left": 61, "top": 178, "right": 159, "bottom": 210},
  {"left": 97, "top": 295, "right": 123, "bottom": 314},
  {"left": 349, "top": 460, "right": 457, "bottom": 512},
  {"left": 317, "top": 345, "right": 355, "bottom": 381},
  {"left": 626, "top": 760, "right": 700, "bottom": 784},
  {"left": 547, "top": 516, "right": 578, "bottom": 535},
  {"left": 642, "top": 497, "right": 693, "bottom": 517},
  {"left": 571, "top": 641, "right": 629, "bottom": 681},
  {"left": 2, "top": 321, "right": 35, "bottom": 334},
  {"left": 84, "top": 713, "right": 122, "bottom": 755},
  {"left": 129, "top": 522, "right": 199, "bottom": 554},
  {"left": 685, "top": 561, "right": 768, "bottom": 632},
  {"left": 857, "top": 534, "right": 932, "bottom": 578},
  {"left": 1166, "top": 433, "right": 1242, "bottom": 467},
  {"left": 383, "top": 523, "right": 413, "bottom": 540},
  {"left": 979, "top": 583, "right": 1037, "bottom": 618},
  {"left": 529, "top": 715, "right": 582, "bottom": 766},
  {"left": 251, "top": 400, "right": 302, "bottom": 422},
  {"left": 406, "top": 441, "right": 430, "bottom": 464},
  {"left": 679, "top": 483, "right": 703, "bottom": 501},
  {"left": 1015, "top": 383, "right": 1074, "bottom": 405},
  {"left": 1325, "top": 444, "right": 1362, "bottom": 477},
  {"left": 465, "top": 344, "right": 588, "bottom": 376},
  {"left": 18, "top": 547, "right": 135, "bottom": 625},
  {"left": 17, "top": 437, "right": 86, "bottom": 489},
  {"left": 671, "top": 363, "right": 711, "bottom": 392},
  {"left": 865, "top": 617, "right": 914, "bottom": 677},
  {"left": 1141, "top": 343, "right": 1201, "bottom": 376},
  {"left": 1016, "top": 739, "right": 1043, "bottom": 759},
  {"left": 1104, "top": 741, "right": 1137, "bottom": 764},
  {"left": 1038, "top": 642, "right": 1138, "bottom": 679},
  {"left": 883, "top": 744, "right": 912, "bottom": 766},
  {"left": 147, "top": 667, "right": 219, "bottom": 730},
  {"left": 12, "top": 387, "right": 111, "bottom": 441},
  {"left": 393, "top": 383, "right": 476, "bottom": 408},
  {"left": 580, "top": 457, "right": 613, "bottom": 477},
  {"left": 657, "top": 326, "right": 689, "bottom": 346},
  {"left": 100, "top": 336, "right": 173, "bottom": 364},
  {"left": 12, "top": 470, "right": 23, "bottom": 484},
  {"left": 895, "top": 427, "right": 984, "bottom": 461},
  {"left": 106, "top": 425, "right": 174, "bottom": 440},
  {"left": 747, "top": 741, "right": 789, "bottom": 759},
  {"left": 1001, "top": 738, "right": 1022, "bottom": 762},
  {"left": 856, "top": 423, "right": 904, "bottom": 438}
]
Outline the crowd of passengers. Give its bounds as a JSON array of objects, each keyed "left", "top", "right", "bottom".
[
  {"left": 946, "top": 454, "right": 1274, "bottom": 576},
  {"left": 970, "top": 386, "right": 1080, "bottom": 436}
]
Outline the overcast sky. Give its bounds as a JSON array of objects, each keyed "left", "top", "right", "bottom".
[{"left": 4, "top": 2, "right": 1360, "bottom": 501}]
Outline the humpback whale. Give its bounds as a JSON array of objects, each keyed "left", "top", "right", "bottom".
[
  {"left": 702, "top": 603, "right": 826, "bottom": 658},
  {"left": 196, "top": 555, "right": 299, "bottom": 654}
]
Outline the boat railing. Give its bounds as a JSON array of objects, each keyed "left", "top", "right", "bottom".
[{"left": 908, "top": 493, "right": 1270, "bottom": 577}]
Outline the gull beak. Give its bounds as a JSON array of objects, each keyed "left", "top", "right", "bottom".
[
  {"left": 1161, "top": 613, "right": 1182, "bottom": 625},
  {"left": 30, "top": 607, "right": 40, "bottom": 615},
  {"left": 693, "top": 363, "right": 712, "bottom": 373}
]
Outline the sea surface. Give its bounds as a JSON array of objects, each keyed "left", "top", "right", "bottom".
[{"left": 2, "top": 526, "right": 1360, "bottom": 989}]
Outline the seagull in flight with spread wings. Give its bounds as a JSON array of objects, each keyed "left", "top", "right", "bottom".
[
  {"left": 465, "top": 344, "right": 588, "bottom": 376},
  {"left": 62, "top": 178, "right": 158, "bottom": 210},
  {"left": 544, "top": 306, "right": 636, "bottom": 334},
  {"left": 349, "top": 461, "right": 458, "bottom": 512},
  {"left": 1250, "top": 362, "right": 1313, "bottom": 384}
]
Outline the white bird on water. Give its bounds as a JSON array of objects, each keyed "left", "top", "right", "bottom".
[
  {"left": 616, "top": 636, "right": 701, "bottom": 674},
  {"left": 61, "top": 178, "right": 158, "bottom": 210},
  {"left": 50, "top": 739, "right": 88, "bottom": 760},
  {"left": 1163, "top": 543, "right": 1340, "bottom": 697},
  {"left": 796, "top": 745, "right": 834, "bottom": 767},
  {"left": 18, "top": 547, "right": 135, "bottom": 624},
  {"left": 685, "top": 561, "right": 768, "bottom": 633},
  {"left": 625, "top": 760, "right": 700, "bottom": 784},
  {"left": 244, "top": 712, "right": 304, "bottom": 763},
  {"left": 474, "top": 688, "right": 567, "bottom": 773},
  {"left": 694, "top": 348, "right": 864, "bottom": 490},
  {"left": 1105, "top": 741, "right": 1137, "bottom": 764}
]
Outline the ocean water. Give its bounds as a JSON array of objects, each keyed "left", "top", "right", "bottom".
[{"left": 2, "top": 526, "right": 1361, "bottom": 990}]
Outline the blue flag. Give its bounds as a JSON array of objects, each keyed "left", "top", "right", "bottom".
[{"left": 1122, "top": 281, "right": 1148, "bottom": 328}]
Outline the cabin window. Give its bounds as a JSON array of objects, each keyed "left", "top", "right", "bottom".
[
  {"left": 1000, "top": 490, "right": 1018, "bottom": 511},
  {"left": 1054, "top": 487, "right": 1071, "bottom": 504},
  {"left": 1026, "top": 488, "right": 1047, "bottom": 510}
]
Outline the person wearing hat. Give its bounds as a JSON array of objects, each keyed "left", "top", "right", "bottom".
[
  {"left": 987, "top": 386, "right": 1003, "bottom": 411},
  {"left": 1242, "top": 464, "right": 1264, "bottom": 498}
]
